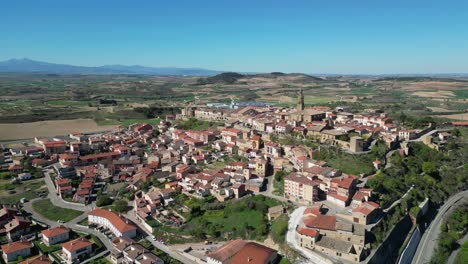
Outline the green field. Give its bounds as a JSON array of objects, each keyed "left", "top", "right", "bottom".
[
  {"left": 153, "top": 195, "right": 284, "bottom": 244},
  {"left": 0, "top": 179, "right": 48, "bottom": 204},
  {"left": 48, "top": 100, "right": 93, "bottom": 106},
  {"left": 32, "top": 199, "right": 82, "bottom": 222},
  {"left": 455, "top": 241, "right": 468, "bottom": 264}
]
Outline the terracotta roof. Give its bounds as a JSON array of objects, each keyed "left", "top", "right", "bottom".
[
  {"left": 19, "top": 255, "right": 51, "bottom": 264},
  {"left": 352, "top": 206, "right": 373, "bottom": 216},
  {"left": 42, "top": 225, "right": 70, "bottom": 238},
  {"left": 89, "top": 208, "right": 137, "bottom": 233},
  {"left": 328, "top": 193, "right": 349, "bottom": 202},
  {"left": 62, "top": 237, "right": 93, "bottom": 252},
  {"left": 297, "top": 228, "right": 318, "bottom": 237},
  {"left": 1, "top": 240, "right": 32, "bottom": 254},
  {"left": 207, "top": 239, "right": 247, "bottom": 262},
  {"left": 304, "top": 206, "right": 321, "bottom": 216},
  {"left": 79, "top": 151, "right": 121, "bottom": 161},
  {"left": 228, "top": 242, "right": 276, "bottom": 264},
  {"left": 304, "top": 215, "right": 336, "bottom": 231}
]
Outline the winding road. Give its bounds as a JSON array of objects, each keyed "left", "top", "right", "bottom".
[
  {"left": 412, "top": 190, "right": 468, "bottom": 264},
  {"left": 24, "top": 168, "right": 194, "bottom": 263}
]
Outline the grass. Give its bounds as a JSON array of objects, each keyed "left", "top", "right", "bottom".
[
  {"left": 90, "top": 257, "right": 112, "bottom": 264},
  {"left": 176, "top": 118, "right": 222, "bottom": 131},
  {"left": 154, "top": 195, "right": 283, "bottom": 244},
  {"left": 32, "top": 199, "right": 82, "bottom": 222},
  {"left": 453, "top": 89, "right": 468, "bottom": 99},
  {"left": 455, "top": 240, "right": 468, "bottom": 264},
  {"left": 0, "top": 179, "right": 47, "bottom": 204},
  {"left": 33, "top": 240, "right": 61, "bottom": 254},
  {"left": 48, "top": 100, "right": 92, "bottom": 106}
]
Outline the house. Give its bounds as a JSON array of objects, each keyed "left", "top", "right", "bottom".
[
  {"left": 297, "top": 228, "right": 319, "bottom": 249},
  {"left": 207, "top": 239, "right": 278, "bottom": 264},
  {"left": 17, "top": 173, "right": 32, "bottom": 181},
  {"left": 18, "top": 255, "right": 52, "bottom": 264},
  {"left": 4, "top": 216, "right": 31, "bottom": 241},
  {"left": 42, "top": 225, "right": 70, "bottom": 246},
  {"left": 121, "top": 243, "right": 164, "bottom": 264},
  {"left": 352, "top": 201, "right": 381, "bottom": 225},
  {"left": 88, "top": 209, "right": 137, "bottom": 238},
  {"left": 267, "top": 205, "right": 284, "bottom": 221},
  {"left": 1, "top": 240, "right": 33, "bottom": 263},
  {"left": 62, "top": 237, "right": 93, "bottom": 264}
]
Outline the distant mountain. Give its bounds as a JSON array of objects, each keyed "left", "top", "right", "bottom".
[{"left": 0, "top": 58, "right": 221, "bottom": 76}]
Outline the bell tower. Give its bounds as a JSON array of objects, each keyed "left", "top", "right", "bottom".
[{"left": 297, "top": 88, "right": 304, "bottom": 111}]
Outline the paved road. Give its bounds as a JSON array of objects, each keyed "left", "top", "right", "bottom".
[
  {"left": 447, "top": 233, "right": 468, "bottom": 264},
  {"left": 286, "top": 206, "right": 333, "bottom": 264},
  {"left": 124, "top": 211, "right": 194, "bottom": 264},
  {"left": 412, "top": 190, "right": 468, "bottom": 264},
  {"left": 22, "top": 198, "right": 112, "bottom": 257},
  {"left": 43, "top": 168, "right": 93, "bottom": 212}
]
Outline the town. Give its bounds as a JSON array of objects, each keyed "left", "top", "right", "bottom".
[{"left": 0, "top": 88, "right": 466, "bottom": 264}]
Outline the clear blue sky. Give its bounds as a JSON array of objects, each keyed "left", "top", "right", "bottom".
[{"left": 1, "top": 0, "right": 467, "bottom": 74}]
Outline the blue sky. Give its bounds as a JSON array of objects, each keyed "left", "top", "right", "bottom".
[{"left": 1, "top": 0, "right": 467, "bottom": 74}]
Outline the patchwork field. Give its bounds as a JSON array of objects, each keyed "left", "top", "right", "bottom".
[{"left": 0, "top": 73, "right": 467, "bottom": 135}]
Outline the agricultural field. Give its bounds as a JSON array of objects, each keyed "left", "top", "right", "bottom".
[{"left": 0, "top": 73, "right": 467, "bottom": 141}]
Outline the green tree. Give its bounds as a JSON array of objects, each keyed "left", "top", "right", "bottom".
[
  {"left": 96, "top": 195, "right": 113, "bottom": 207},
  {"left": 113, "top": 199, "right": 129, "bottom": 213}
]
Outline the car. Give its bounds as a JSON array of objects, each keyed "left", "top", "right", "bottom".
[{"left": 152, "top": 236, "right": 156, "bottom": 241}]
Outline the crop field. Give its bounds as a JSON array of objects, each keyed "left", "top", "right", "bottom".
[{"left": 0, "top": 73, "right": 466, "bottom": 141}]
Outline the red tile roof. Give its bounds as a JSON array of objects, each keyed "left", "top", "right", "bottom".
[
  {"left": 1, "top": 240, "right": 32, "bottom": 254},
  {"left": 207, "top": 239, "right": 247, "bottom": 262},
  {"left": 304, "top": 215, "right": 336, "bottom": 231},
  {"left": 19, "top": 255, "right": 51, "bottom": 264},
  {"left": 89, "top": 208, "right": 137, "bottom": 233},
  {"left": 228, "top": 242, "right": 276, "bottom": 264},
  {"left": 297, "top": 228, "right": 318, "bottom": 237},
  {"left": 42, "top": 225, "right": 70, "bottom": 238},
  {"left": 62, "top": 237, "right": 93, "bottom": 252}
]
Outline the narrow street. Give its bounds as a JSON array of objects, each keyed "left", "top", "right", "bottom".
[{"left": 286, "top": 206, "right": 332, "bottom": 264}]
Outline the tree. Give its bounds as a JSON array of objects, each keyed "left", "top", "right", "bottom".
[
  {"left": 113, "top": 199, "right": 129, "bottom": 213},
  {"left": 422, "top": 162, "right": 437, "bottom": 176},
  {"left": 96, "top": 195, "right": 113, "bottom": 207}
]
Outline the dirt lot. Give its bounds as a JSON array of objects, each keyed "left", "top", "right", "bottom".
[
  {"left": 0, "top": 119, "right": 117, "bottom": 141},
  {"left": 434, "top": 113, "right": 468, "bottom": 121},
  {"left": 412, "top": 91, "right": 455, "bottom": 98}
]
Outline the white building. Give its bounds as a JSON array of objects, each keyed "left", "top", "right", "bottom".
[
  {"left": 88, "top": 208, "right": 137, "bottom": 238},
  {"left": 41, "top": 225, "right": 70, "bottom": 246},
  {"left": 62, "top": 238, "right": 93, "bottom": 264}
]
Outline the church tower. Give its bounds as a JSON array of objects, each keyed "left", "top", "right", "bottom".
[{"left": 297, "top": 88, "right": 304, "bottom": 111}]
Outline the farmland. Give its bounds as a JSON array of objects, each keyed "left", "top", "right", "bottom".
[{"left": 0, "top": 73, "right": 467, "bottom": 141}]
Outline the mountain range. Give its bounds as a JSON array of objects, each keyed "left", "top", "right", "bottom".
[{"left": 0, "top": 58, "right": 221, "bottom": 76}]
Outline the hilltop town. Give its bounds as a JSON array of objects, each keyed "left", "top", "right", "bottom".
[{"left": 0, "top": 87, "right": 466, "bottom": 264}]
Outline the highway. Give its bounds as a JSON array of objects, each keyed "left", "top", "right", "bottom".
[{"left": 412, "top": 190, "right": 468, "bottom": 264}]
